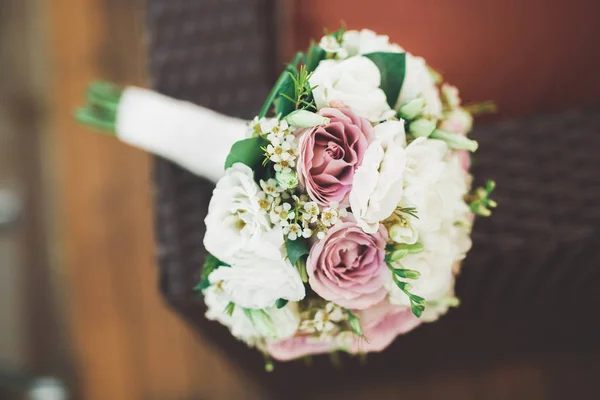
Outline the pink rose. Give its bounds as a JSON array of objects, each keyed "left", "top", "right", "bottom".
[
  {"left": 348, "top": 299, "right": 421, "bottom": 353},
  {"left": 297, "top": 106, "right": 374, "bottom": 207},
  {"left": 307, "top": 218, "right": 388, "bottom": 310},
  {"left": 266, "top": 336, "right": 337, "bottom": 361},
  {"left": 266, "top": 299, "right": 420, "bottom": 360}
]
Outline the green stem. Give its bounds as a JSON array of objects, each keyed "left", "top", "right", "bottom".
[
  {"left": 74, "top": 107, "right": 117, "bottom": 134},
  {"left": 258, "top": 52, "right": 305, "bottom": 118}
]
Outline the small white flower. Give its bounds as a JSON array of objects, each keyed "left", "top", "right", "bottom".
[
  {"left": 270, "top": 202, "right": 295, "bottom": 225},
  {"left": 273, "top": 158, "right": 295, "bottom": 173},
  {"left": 284, "top": 223, "right": 302, "bottom": 240},
  {"left": 303, "top": 202, "right": 320, "bottom": 223},
  {"left": 300, "top": 302, "right": 345, "bottom": 335},
  {"left": 317, "top": 231, "right": 326, "bottom": 240},
  {"left": 320, "top": 207, "right": 340, "bottom": 227},
  {"left": 249, "top": 117, "right": 280, "bottom": 137},
  {"left": 302, "top": 227, "right": 313, "bottom": 238},
  {"left": 267, "top": 141, "right": 292, "bottom": 163},
  {"left": 256, "top": 191, "right": 272, "bottom": 214},
  {"left": 260, "top": 178, "right": 283, "bottom": 197}
]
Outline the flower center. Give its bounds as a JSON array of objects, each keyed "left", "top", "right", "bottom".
[{"left": 326, "top": 141, "right": 344, "bottom": 160}]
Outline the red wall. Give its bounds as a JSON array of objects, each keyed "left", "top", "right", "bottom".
[{"left": 290, "top": 0, "right": 600, "bottom": 118}]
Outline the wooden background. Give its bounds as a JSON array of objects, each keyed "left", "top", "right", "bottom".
[
  {"left": 49, "top": 0, "right": 265, "bottom": 399},
  {"left": 41, "top": 0, "right": 600, "bottom": 399}
]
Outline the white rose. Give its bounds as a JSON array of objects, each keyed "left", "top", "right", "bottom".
[
  {"left": 309, "top": 56, "right": 393, "bottom": 122},
  {"left": 341, "top": 29, "right": 403, "bottom": 58},
  {"left": 386, "top": 244, "right": 455, "bottom": 307},
  {"left": 209, "top": 254, "right": 305, "bottom": 309},
  {"left": 350, "top": 120, "right": 407, "bottom": 233},
  {"left": 204, "top": 163, "right": 283, "bottom": 264},
  {"left": 397, "top": 54, "right": 443, "bottom": 119},
  {"left": 203, "top": 286, "right": 300, "bottom": 342}
]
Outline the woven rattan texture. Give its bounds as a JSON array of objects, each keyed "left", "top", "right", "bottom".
[{"left": 147, "top": 0, "right": 600, "bottom": 393}]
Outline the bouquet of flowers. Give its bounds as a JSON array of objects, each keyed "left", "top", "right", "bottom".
[{"left": 77, "top": 28, "right": 496, "bottom": 363}]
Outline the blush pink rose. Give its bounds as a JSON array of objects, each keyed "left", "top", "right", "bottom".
[
  {"left": 297, "top": 105, "right": 374, "bottom": 207},
  {"left": 266, "top": 299, "right": 420, "bottom": 360},
  {"left": 307, "top": 218, "right": 388, "bottom": 310},
  {"left": 266, "top": 336, "right": 337, "bottom": 361},
  {"left": 348, "top": 299, "right": 421, "bottom": 353}
]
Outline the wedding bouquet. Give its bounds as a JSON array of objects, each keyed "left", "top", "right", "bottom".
[{"left": 77, "top": 28, "right": 496, "bottom": 363}]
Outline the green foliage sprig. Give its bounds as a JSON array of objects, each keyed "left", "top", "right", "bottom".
[
  {"left": 385, "top": 242, "right": 426, "bottom": 318},
  {"left": 468, "top": 180, "right": 497, "bottom": 216}
]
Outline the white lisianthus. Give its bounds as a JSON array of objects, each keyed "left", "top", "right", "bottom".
[
  {"left": 386, "top": 245, "right": 455, "bottom": 307},
  {"left": 397, "top": 54, "right": 443, "bottom": 119},
  {"left": 244, "top": 304, "right": 301, "bottom": 339},
  {"left": 204, "top": 163, "right": 283, "bottom": 264},
  {"left": 437, "top": 154, "right": 472, "bottom": 224},
  {"left": 309, "top": 56, "right": 393, "bottom": 122},
  {"left": 203, "top": 285, "right": 261, "bottom": 345},
  {"left": 350, "top": 120, "right": 407, "bottom": 233},
  {"left": 341, "top": 29, "right": 403, "bottom": 58},
  {"left": 203, "top": 285, "right": 300, "bottom": 343},
  {"left": 209, "top": 255, "right": 305, "bottom": 309},
  {"left": 404, "top": 138, "right": 448, "bottom": 186}
]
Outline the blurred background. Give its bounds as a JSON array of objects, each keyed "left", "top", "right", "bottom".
[{"left": 0, "top": 0, "right": 599, "bottom": 399}]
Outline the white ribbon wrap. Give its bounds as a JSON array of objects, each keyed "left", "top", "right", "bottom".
[{"left": 116, "top": 87, "right": 247, "bottom": 183}]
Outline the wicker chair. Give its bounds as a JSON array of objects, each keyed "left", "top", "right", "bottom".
[{"left": 148, "top": 1, "right": 600, "bottom": 398}]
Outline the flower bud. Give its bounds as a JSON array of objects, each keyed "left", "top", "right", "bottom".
[
  {"left": 398, "top": 98, "right": 426, "bottom": 120},
  {"left": 430, "top": 129, "right": 478, "bottom": 152},
  {"left": 388, "top": 222, "right": 418, "bottom": 245},
  {"left": 409, "top": 118, "right": 436, "bottom": 138},
  {"left": 275, "top": 170, "right": 299, "bottom": 190},
  {"left": 285, "top": 109, "right": 330, "bottom": 127}
]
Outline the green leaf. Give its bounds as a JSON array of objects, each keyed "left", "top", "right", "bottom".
[
  {"left": 224, "top": 302, "right": 235, "bottom": 316},
  {"left": 363, "top": 52, "right": 406, "bottom": 109},
  {"left": 306, "top": 41, "right": 326, "bottom": 73},
  {"left": 275, "top": 299, "right": 288, "bottom": 309},
  {"left": 224, "top": 136, "right": 269, "bottom": 170},
  {"left": 195, "top": 253, "right": 229, "bottom": 291},
  {"left": 286, "top": 237, "right": 311, "bottom": 267},
  {"left": 274, "top": 67, "right": 298, "bottom": 118}
]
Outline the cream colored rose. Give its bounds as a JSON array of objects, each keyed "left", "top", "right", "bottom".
[{"left": 309, "top": 56, "right": 393, "bottom": 122}]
